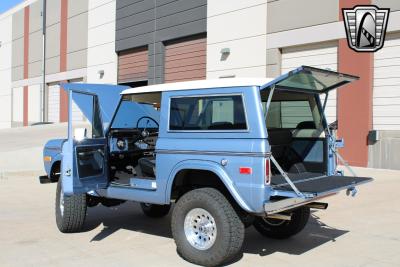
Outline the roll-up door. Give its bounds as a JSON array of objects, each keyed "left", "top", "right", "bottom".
[
  {"left": 118, "top": 47, "right": 148, "bottom": 84},
  {"left": 48, "top": 83, "right": 60, "bottom": 123},
  {"left": 373, "top": 37, "right": 400, "bottom": 130},
  {"left": 281, "top": 42, "right": 338, "bottom": 123},
  {"left": 165, "top": 35, "right": 206, "bottom": 83}
]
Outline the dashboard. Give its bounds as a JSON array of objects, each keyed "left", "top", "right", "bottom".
[{"left": 108, "top": 129, "right": 157, "bottom": 155}]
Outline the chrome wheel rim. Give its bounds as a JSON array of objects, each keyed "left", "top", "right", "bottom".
[
  {"left": 184, "top": 208, "right": 217, "bottom": 250},
  {"left": 59, "top": 190, "right": 64, "bottom": 217}
]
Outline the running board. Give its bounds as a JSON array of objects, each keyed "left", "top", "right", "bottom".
[
  {"left": 130, "top": 178, "right": 157, "bottom": 190},
  {"left": 110, "top": 178, "right": 157, "bottom": 191}
]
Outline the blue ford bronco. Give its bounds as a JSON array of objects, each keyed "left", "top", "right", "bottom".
[{"left": 40, "top": 66, "right": 372, "bottom": 267}]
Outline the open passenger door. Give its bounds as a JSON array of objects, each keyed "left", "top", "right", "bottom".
[{"left": 60, "top": 84, "right": 128, "bottom": 195}]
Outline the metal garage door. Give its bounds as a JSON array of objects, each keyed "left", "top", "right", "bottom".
[
  {"left": 165, "top": 35, "right": 206, "bottom": 83},
  {"left": 373, "top": 37, "right": 400, "bottom": 130},
  {"left": 281, "top": 42, "right": 338, "bottom": 123},
  {"left": 48, "top": 83, "right": 60, "bottom": 123},
  {"left": 118, "top": 47, "right": 148, "bottom": 84}
]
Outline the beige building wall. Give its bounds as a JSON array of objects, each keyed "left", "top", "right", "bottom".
[
  {"left": 86, "top": 0, "right": 117, "bottom": 84},
  {"left": 207, "top": 0, "right": 268, "bottom": 79},
  {"left": 0, "top": 14, "right": 13, "bottom": 128},
  {"left": 67, "top": 0, "right": 88, "bottom": 71}
]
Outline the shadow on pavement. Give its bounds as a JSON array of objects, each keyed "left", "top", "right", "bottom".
[{"left": 84, "top": 202, "right": 348, "bottom": 264}]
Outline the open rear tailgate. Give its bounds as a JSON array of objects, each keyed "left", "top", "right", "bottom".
[
  {"left": 271, "top": 173, "right": 372, "bottom": 196},
  {"left": 265, "top": 172, "right": 373, "bottom": 214}
]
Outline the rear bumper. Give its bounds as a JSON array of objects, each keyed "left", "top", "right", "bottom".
[{"left": 265, "top": 175, "right": 373, "bottom": 214}]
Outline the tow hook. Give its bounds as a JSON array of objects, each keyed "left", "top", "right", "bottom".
[{"left": 346, "top": 187, "right": 358, "bottom": 197}]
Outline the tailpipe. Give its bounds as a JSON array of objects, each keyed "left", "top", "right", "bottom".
[{"left": 306, "top": 202, "right": 329, "bottom": 210}]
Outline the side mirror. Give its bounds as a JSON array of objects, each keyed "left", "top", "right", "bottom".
[{"left": 74, "top": 128, "right": 87, "bottom": 141}]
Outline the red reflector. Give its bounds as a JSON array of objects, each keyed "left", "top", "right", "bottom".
[{"left": 239, "top": 167, "right": 252, "bottom": 175}]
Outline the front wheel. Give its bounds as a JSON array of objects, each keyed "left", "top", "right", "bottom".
[
  {"left": 55, "top": 179, "right": 87, "bottom": 233},
  {"left": 171, "top": 188, "right": 244, "bottom": 267},
  {"left": 253, "top": 206, "right": 310, "bottom": 239}
]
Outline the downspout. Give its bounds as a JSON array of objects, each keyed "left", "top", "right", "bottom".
[{"left": 41, "top": 0, "right": 47, "bottom": 122}]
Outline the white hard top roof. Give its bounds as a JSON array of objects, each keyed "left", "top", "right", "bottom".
[{"left": 121, "top": 78, "right": 273, "bottom": 95}]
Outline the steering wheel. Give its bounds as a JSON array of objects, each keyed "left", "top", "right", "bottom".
[{"left": 135, "top": 116, "right": 159, "bottom": 144}]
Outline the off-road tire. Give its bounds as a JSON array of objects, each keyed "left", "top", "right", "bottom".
[
  {"left": 55, "top": 179, "right": 87, "bottom": 233},
  {"left": 140, "top": 203, "right": 171, "bottom": 218},
  {"left": 253, "top": 206, "right": 310, "bottom": 239},
  {"left": 171, "top": 188, "right": 245, "bottom": 267}
]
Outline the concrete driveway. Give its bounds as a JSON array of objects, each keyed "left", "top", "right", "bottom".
[{"left": 0, "top": 167, "right": 399, "bottom": 267}]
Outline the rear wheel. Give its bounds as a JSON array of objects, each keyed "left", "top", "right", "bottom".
[
  {"left": 171, "top": 188, "right": 244, "bottom": 267},
  {"left": 253, "top": 206, "right": 310, "bottom": 239},
  {"left": 140, "top": 203, "right": 171, "bottom": 218},
  {"left": 55, "top": 179, "right": 87, "bottom": 233}
]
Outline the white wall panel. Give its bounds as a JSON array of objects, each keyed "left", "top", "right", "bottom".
[
  {"left": 12, "top": 87, "right": 23, "bottom": 124},
  {"left": 28, "top": 84, "right": 41, "bottom": 123},
  {"left": 373, "top": 37, "right": 400, "bottom": 130},
  {"left": 86, "top": 0, "right": 117, "bottom": 84},
  {"left": 207, "top": 1, "right": 268, "bottom": 79},
  {"left": 281, "top": 42, "right": 338, "bottom": 123},
  {"left": 48, "top": 83, "right": 60, "bottom": 123},
  {"left": 0, "top": 15, "right": 13, "bottom": 128}
]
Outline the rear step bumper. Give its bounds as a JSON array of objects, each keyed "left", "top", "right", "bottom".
[{"left": 265, "top": 175, "right": 373, "bottom": 214}]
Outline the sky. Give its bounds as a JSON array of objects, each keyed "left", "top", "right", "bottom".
[{"left": 0, "top": 0, "right": 25, "bottom": 15}]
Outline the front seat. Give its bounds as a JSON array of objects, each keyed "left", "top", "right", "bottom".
[{"left": 137, "top": 157, "right": 156, "bottom": 177}]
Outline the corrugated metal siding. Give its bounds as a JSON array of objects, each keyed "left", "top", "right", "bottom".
[
  {"left": 373, "top": 38, "right": 400, "bottom": 130},
  {"left": 48, "top": 83, "right": 60, "bottom": 123},
  {"left": 281, "top": 42, "right": 338, "bottom": 123},
  {"left": 165, "top": 36, "right": 206, "bottom": 83},
  {"left": 118, "top": 47, "right": 148, "bottom": 83}
]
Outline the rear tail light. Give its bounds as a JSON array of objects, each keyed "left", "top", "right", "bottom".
[{"left": 265, "top": 158, "right": 271, "bottom": 184}]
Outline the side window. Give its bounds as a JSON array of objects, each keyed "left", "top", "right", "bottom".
[{"left": 169, "top": 95, "right": 247, "bottom": 131}]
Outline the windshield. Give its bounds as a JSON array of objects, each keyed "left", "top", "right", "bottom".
[{"left": 111, "top": 96, "right": 160, "bottom": 129}]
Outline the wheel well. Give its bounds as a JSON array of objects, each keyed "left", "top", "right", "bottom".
[
  {"left": 50, "top": 161, "right": 61, "bottom": 182},
  {"left": 171, "top": 169, "right": 252, "bottom": 224}
]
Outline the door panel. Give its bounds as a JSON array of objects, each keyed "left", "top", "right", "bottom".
[{"left": 61, "top": 90, "right": 108, "bottom": 195}]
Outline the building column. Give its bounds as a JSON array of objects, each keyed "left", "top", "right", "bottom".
[
  {"left": 23, "top": 6, "right": 30, "bottom": 126},
  {"left": 337, "top": 0, "right": 374, "bottom": 166},
  {"left": 59, "top": 0, "right": 68, "bottom": 122}
]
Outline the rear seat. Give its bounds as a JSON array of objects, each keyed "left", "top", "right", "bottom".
[
  {"left": 268, "top": 129, "right": 304, "bottom": 173},
  {"left": 268, "top": 129, "right": 293, "bottom": 160}
]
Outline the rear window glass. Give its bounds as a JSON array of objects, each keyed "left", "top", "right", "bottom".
[
  {"left": 267, "top": 101, "right": 314, "bottom": 128},
  {"left": 169, "top": 95, "right": 247, "bottom": 131}
]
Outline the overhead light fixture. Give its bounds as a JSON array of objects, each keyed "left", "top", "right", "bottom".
[
  {"left": 98, "top": 70, "right": 104, "bottom": 79},
  {"left": 220, "top": 48, "right": 230, "bottom": 61}
]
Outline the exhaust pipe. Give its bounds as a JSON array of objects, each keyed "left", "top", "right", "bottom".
[
  {"left": 266, "top": 213, "right": 292, "bottom": 221},
  {"left": 306, "top": 202, "right": 329, "bottom": 210}
]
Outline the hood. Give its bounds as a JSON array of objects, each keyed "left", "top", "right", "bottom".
[{"left": 61, "top": 83, "right": 129, "bottom": 131}]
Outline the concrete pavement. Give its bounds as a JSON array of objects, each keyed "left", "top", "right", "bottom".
[
  {"left": 0, "top": 123, "right": 67, "bottom": 173},
  {"left": 0, "top": 167, "right": 399, "bottom": 267}
]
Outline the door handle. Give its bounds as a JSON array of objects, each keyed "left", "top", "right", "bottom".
[{"left": 65, "top": 169, "right": 71, "bottom": 176}]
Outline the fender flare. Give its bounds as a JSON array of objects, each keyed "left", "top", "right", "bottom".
[
  {"left": 165, "top": 159, "right": 253, "bottom": 212},
  {"left": 50, "top": 154, "right": 62, "bottom": 176}
]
